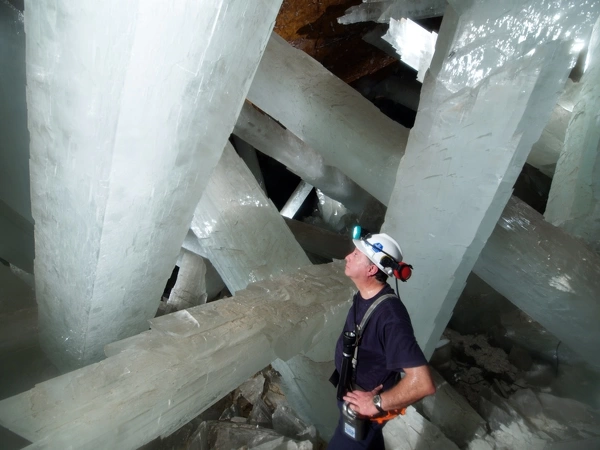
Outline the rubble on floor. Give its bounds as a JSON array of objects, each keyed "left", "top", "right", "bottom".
[
  {"left": 139, "top": 367, "right": 324, "bottom": 450},
  {"left": 142, "top": 329, "right": 600, "bottom": 450},
  {"left": 425, "top": 328, "right": 600, "bottom": 449}
]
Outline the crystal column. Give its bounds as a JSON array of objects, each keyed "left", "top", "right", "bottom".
[
  {"left": 234, "top": 102, "right": 379, "bottom": 215},
  {"left": 0, "top": 263, "right": 354, "bottom": 449},
  {"left": 382, "top": 0, "right": 599, "bottom": 359},
  {"left": 545, "top": 16, "right": 600, "bottom": 253},
  {"left": 25, "top": 0, "right": 282, "bottom": 370},
  {"left": 190, "top": 143, "right": 311, "bottom": 294},
  {"left": 247, "top": 33, "right": 409, "bottom": 205},
  {"left": 247, "top": 20, "right": 600, "bottom": 366},
  {"left": 167, "top": 249, "right": 207, "bottom": 311}
]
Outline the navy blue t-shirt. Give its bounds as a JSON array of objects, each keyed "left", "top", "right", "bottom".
[{"left": 334, "top": 284, "right": 427, "bottom": 392}]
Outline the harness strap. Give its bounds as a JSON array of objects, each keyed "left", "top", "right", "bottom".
[{"left": 352, "top": 293, "right": 398, "bottom": 364}]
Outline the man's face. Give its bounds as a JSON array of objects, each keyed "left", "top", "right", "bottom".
[{"left": 344, "top": 247, "right": 373, "bottom": 280}]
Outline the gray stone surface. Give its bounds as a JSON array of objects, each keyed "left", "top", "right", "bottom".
[
  {"left": 417, "top": 368, "right": 487, "bottom": 447},
  {"left": 382, "top": 406, "right": 460, "bottom": 450}
]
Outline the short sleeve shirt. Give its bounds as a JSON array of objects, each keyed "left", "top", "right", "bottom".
[{"left": 334, "top": 284, "right": 427, "bottom": 392}]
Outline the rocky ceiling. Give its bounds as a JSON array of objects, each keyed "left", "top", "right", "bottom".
[{"left": 274, "top": 0, "right": 442, "bottom": 84}]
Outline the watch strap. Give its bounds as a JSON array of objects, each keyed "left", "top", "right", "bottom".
[{"left": 373, "top": 394, "right": 385, "bottom": 413}]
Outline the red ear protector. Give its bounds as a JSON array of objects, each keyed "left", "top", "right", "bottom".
[
  {"left": 380, "top": 256, "right": 413, "bottom": 282},
  {"left": 352, "top": 225, "right": 413, "bottom": 282}
]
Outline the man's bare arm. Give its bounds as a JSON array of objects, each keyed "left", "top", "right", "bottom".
[
  {"left": 380, "top": 365, "right": 436, "bottom": 411},
  {"left": 343, "top": 365, "right": 436, "bottom": 417}
]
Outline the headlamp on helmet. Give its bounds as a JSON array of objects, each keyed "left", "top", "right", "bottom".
[{"left": 351, "top": 225, "right": 413, "bottom": 282}]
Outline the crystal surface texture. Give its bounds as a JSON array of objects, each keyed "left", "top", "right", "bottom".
[
  {"left": 382, "top": 406, "right": 460, "bottom": 450},
  {"left": 24, "top": 0, "right": 282, "bottom": 370},
  {"left": 167, "top": 249, "right": 208, "bottom": 311},
  {"left": 247, "top": 33, "right": 410, "bottom": 205},
  {"left": 231, "top": 135, "right": 267, "bottom": 194},
  {"left": 382, "top": 18, "right": 438, "bottom": 82},
  {"left": 337, "top": 0, "right": 447, "bottom": 25},
  {"left": 529, "top": 79, "right": 581, "bottom": 177},
  {"left": 234, "top": 102, "right": 377, "bottom": 214},
  {"left": 382, "top": 0, "right": 599, "bottom": 359},
  {"left": 280, "top": 181, "right": 314, "bottom": 220},
  {"left": 191, "top": 142, "right": 346, "bottom": 438},
  {"left": 0, "top": 263, "right": 354, "bottom": 449},
  {"left": 545, "top": 15, "right": 600, "bottom": 253},
  {"left": 191, "top": 143, "right": 311, "bottom": 294},
  {"left": 475, "top": 197, "right": 600, "bottom": 370},
  {"left": 417, "top": 368, "right": 487, "bottom": 447}
]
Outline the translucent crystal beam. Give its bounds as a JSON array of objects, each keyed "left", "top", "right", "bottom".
[
  {"left": 25, "top": 0, "right": 282, "bottom": 370},
  {"left": 166, "top": 249, "right": 207, "bottom": 311},
  {"left": 338, "top": 0, "right": 447, "bottom": 25},
  {"left": 545, "top": 15, "right": 600, "bottom": 253},
  {"left": 529, "top": 79, "right": 581, "bottom": 177},
  {"left": 0, "top": 263, "right": 354, "bottom": 449},
  {"left": 234, "top": 102, "right": 379, "bottom": 214},
  {"left": 190, "top": 142, "right": 338, "bottom": 438},
  {"left": 248, "top": 23, "right": 600, "bottom": 367},
  {"left": 475, "top": 198, "right": 600, "bottom": 370},
  {"left": 382, "top": 18, "right": 438, "bottom": 82},
  {"left": 382, "top": 0, "right": 600, "bottom": 359},
  {"left": 280, "top": 181, "right": 314, "bottom": 219},
  {"left": 190, "top": 143, "right": 311, "bottom": 294},
  {"left": 247, "top": 34, "right": 409, "bottom": 206}
]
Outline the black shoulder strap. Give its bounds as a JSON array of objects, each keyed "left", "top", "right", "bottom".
[
  {"left": 355, "top": 293, "right": 397, "bottom": 341},
  {"left": 352, "top": 293, "right": 398, "bottom": 368}
]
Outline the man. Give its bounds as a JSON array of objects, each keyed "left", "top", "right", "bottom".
[{"left": 328, "top": 232, "right": 436, "bottom": 449}]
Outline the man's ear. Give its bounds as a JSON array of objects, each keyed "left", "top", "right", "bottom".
[{"left": 367, "top": 263, "right": 379, "bottom": 277}]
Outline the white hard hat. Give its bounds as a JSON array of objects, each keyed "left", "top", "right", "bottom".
[{"left": 353, "top": 233, "right": 404, "bottom": 275}]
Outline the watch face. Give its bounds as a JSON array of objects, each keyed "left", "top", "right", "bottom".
[{"left": 373, "top": 394, "right": 384, "bottom": 412}]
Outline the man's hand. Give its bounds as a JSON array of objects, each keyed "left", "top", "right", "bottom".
[{"left": 343, "top": 384, "right": 383, "bottom": 417}]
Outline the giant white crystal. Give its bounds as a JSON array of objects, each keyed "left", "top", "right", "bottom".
[
  {"left": 382, "top": 0, "right": 599, "bottom": 359},
  {"left": 382, "top": 18, "right": 438, "bottom": 82},
  {"left": 529, "top": 79, "right": 581, "bottom": 177},
  {"left": 234, "top": 102, "right": 378, "bottom": 215},
  {"left": 545, "top": 15, "right": 600, "bottom": 253},
  {"left": 167, "top": 249, "right": 208, "bottom": 311},
  {"left": 338, "top": 0, "right": 447, "bottom": 25},
  {"left": 475, "top": 197, "right": 600, "bottom": 370},
  {"left": 0, "top": 262, "right": 354, "bottom": 449},
  {"left": 191, "top": 143, "right": 311, "bottom": 294},
  {"left": 247, "top": 33, "right": 409, "bottom": 205},
  {"left": 25, "top": 0, "right": 282, "bottom": 370}
]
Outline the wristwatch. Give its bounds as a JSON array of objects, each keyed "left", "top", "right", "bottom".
[{"left": 372, "top": 394, "right": 385, "bottom": 413}]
